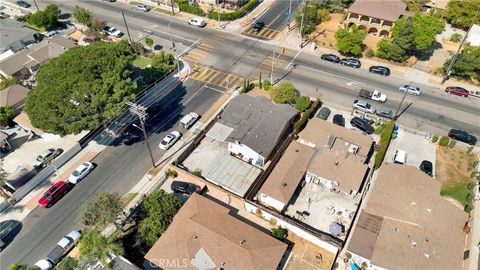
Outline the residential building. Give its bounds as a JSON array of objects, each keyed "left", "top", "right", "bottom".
[
  {"left": 0, "top": 36, "right": 75, "bottom": 78},
  {"left": 0, "top": 84, "right": 30, "bottom": 110},
  {"left": 211, "top": 95, "right": 296, "bottom": 167},
  {"left": 0, "top": 19, "right": 40, "bottom": 53},
  {"left": 345, "top": 0, "right": 411, "bottom": 37},
  {"left": 82, "top": 255, "right": 141, "bottom": 270},
  {"left": 144, "top": 193, "right": 288, "bottom": 270},
  {"left": 423, "top": 0, "right": 449, "bottom": 12},
  {"left": 467, "top": 24, "right": 480, "bottom": 46},
  {"left": 347, "top": 163, "right": 468, "bottom": 270}
]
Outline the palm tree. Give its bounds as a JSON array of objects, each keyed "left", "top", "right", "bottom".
[{"left": 79, "top": 229, "right": 124, "bottom": 269}]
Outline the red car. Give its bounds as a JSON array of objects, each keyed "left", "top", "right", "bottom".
[
  {"left": 445, "top": 86, "right": 469, "bottom": 97},
  {"left": 38, "top": 181, "right": 69, "bottom": 208}
]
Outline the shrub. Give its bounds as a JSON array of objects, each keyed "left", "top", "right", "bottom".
[
  {"left": 262, "top": 80, "right": 271, "bottom": 90},
  {"left": 366, "top": 48, "right": 375, "bottom": 57},
  {"left": 293, "top": 99, "right": 320, "bottom": 133},
  {"left": 193, "top": 168, "right": 203, "bottom": 178},
  {"left": 344, "top": 251, "right": 352, "bottom": 260},
  {"left": 448, "top": 139, "right": 457, "bottom": 148},
  {"left": 439, "top": 136, "right": 450, "bottom": 147},
  {"left": 178, "top": 0, "right": 205, "bottom": 16},
  {"left": 167, "top": 168, "right": 178, "bottom": 178},
  {"left": 270, "top": 82, "right": 298, "bottom": 103},
  {"left": 468, "top": 146, "right": 474, "bottom": 154},
  {"left": 374, "top": 120, "right": 395, "bottom": 169},
  {"left": 271, "top": 227, "right": 286, "bottom": 240},
  {"left": 295, "top": 96, "right": 311, "bottom": 112},
  {"left": 145, "top": 37, "right": 154, "bottom": 48},
  {"left": 208, "top": 0, "right": 259, "bottom": 21},
  {"left": 450, "top": 33, "right": 463, "bottom": 43},
  {"left": 431, "top": 134, "right": 439, "bottom": 143},
  {"left": 268, "top": 218, "right": 277, "bottom": 225}
]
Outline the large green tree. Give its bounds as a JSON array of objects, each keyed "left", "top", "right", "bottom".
[
  {"left": 411, "top": 13, "right": 444, "bottom": 52},
  {"left": 444, "top": 0, "right": 480, "bottom": 30},
  {"left": 138, "top": 190, "right": 181, "bottom": 246},
  {"left": 391, "top": 18, "right": 415, "bottom": 52},
  {"left": 8, "top": 264, "right": 40, "bottom": 270},
  {"left": 376, "top": 38, "right": 407, "bottom": 62},
  {"left": 25, "top": 41, "right": 138, "bottom": 135},
  {"left": 79, "top": 229, "right": 124, "bottom": 268},
  {"left": 335, "top": 25, "right": 366, "bottom": 56},
  {"left": 27, "top": 4, "right": 61, "bottom": 29},
  {"left": 444, "top": 45, "right": 480, "bottom": 81},
  {"left": 270, "top": 82, "right": 299, "bottom": 104},
  {"left": 73, "top": 5, "right": 92, "bottom": 25},
  {"left": 141, "top": 51, "right": 176, "bottom": 84},
  {"left": 80, "top": 192, "right": 123, "bottom": 230},
  {"left": 0, "top": 106, "right": 15, "bottom": 123}
]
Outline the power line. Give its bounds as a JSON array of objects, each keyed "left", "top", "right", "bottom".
[{"left": 127, "top": 102, "right": 156, "bottom": 167}]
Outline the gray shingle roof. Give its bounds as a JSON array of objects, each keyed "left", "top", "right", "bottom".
[{"left": 218, "top": 95, "right": 297, "bottom": 158}]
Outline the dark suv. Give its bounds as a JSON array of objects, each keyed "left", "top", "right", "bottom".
[
  {"left": 448, "top": 129, "right": 477, "bottom": 145},
  {"left": 171, "top": 181, "right": 200, "bottom": 194},
  {"left": 321, "top": 54, "right": 340, "bottom": 63},
  {"left": 252, "top": 21, "right": 265, "bottom": 32},
  {"left": 340, "top": 58, "right": 361, "bottom": 68},
  {"left": 350, "top": 117, "right": 374, "bottom": 134},
  {"left": 369, "top": 65, "right": 390, "bottom": 76}
]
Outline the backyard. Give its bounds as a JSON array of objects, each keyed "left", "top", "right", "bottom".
[{"left": 436, "top": 145, "right": 478, "bottom": 213}]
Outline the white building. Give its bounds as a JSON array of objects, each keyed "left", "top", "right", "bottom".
[{"left": 466, "top": 24, "right": 480, "bottom": 46}]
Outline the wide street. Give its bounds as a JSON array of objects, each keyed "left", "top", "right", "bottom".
[{"left": 1, "top": 0, "right": 480, "bottom": 267}]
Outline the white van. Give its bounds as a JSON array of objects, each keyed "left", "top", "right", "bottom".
[
  {"left": 393, "top": 149, "right": 407, "bottom": 164},
  {"left": 180, "top": 112, "right": 200, "bottom": 129},
  {"left": 44, "top": 31, "right": 58, "bottom": 38}
]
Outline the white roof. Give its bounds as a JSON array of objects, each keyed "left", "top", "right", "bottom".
[
  {"left": 35, "top": 259, "right": 52, "bottom": 270},
  {"left": 470, "top": 24, "right": 480, "bottom": 35}
]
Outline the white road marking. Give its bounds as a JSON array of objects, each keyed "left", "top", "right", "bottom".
[
  {"left": 144, "top": 26, "right": 197, "bottom": 43},
  {"left": 203, "top": 85, "right": 226, "bottom": 93},
  {"left": 285, "top": 49, "right": 302, "bottom": 69},
  {"left": 299, "top": 65, "right": 363, "bottom": 85}
]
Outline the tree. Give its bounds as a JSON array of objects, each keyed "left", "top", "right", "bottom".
[
  {"left": 73, "top": 5, "right": 92, "bottom": 25},
  {"left": 295, "top": 96, "right": 310, "bottom": 112},
  {"left": 444, "top": 0, "right": 480, "bottom": 29},
  {"left": 56, "top": 257, "right": 78, "bottom": 270},
  {"left": 79, "top": 229, "right": 124, "bottom": 268},
  {"left": 376, "top": 39, "right": 407, "bottom": 62},
  {"left": 144, "top": 37, "right": 154, "bottom": 48},
  {"left": 295, "top": 4, "right": 331, "bottom": 35},
  {"left": 27, "top": 4, "right": 61, "bottom": 29},
  {"left": 391, "top": 17, "right": 415, "bottom": 52},
  {"left": 91, "top": 17, "right": 106, "bottom": 31},
  {"left": 443, "top": 45, "right": 480, "bottom": 81},
  {"left": 0, "top": 106, "right": 15, "bottom": 123},
  {"left": 138, "top": 190, "right": 181, "bottom": 246},
  {"left": 141, "top": 52, "right": 176, "bottom": 83},
  {"left": 450, "top": 33, "right": 463, "bottom": 43},
  {"left": 270, "top": 82, "right": 298, "bottom": 104},
  {"left": 411, "top": 13, "right": 444, "bottom": 52},
  {"left": 0, "top": 77, "right": 17, "bottom": 90},
  {"left": 25, "top": 41, "right": 138, "bottom": 135},
  {"left": 80, "top": 192, "right": 123, "bottom": 229},
  {"left": 335, "top": 25, "right": 365, "bottom": 56},
  {"left": 8, "top": 264, "right": 40, "bottom": 270}
]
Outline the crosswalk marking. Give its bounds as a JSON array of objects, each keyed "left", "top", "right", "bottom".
[
  {"left": 242, "top": 27, "right": 283, "bottom": 40},
  {"left": 182, "top": 35, "right": 227, "bottom": 64},
  {"left": 189, "top": 65, "right": 243, "bottom": 90}
]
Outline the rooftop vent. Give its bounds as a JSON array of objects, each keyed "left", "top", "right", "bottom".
[
  {"left": 326, "top": 135, "right": 336, "bottom": 149},
  {"left": 424, "top": 253, "right": 430, "bottom": 259},
  {"left": 411, "top": 240, "right": 417, "bottom": 248},
  {"left": 426, "top": 208, "right": 432, "bottom": 213},
  {"left": 282, "top": 183, "right": 287, "bottom": 187},
  {"left": 410, "top": 201, "right": 417, "bottom": 206},
  {"left": 193, "top": 235, "right": 198, "bottom": 239},
  {"left": 335, "top": 161, "right": 339, "bottom": 166},
  {"left": 347, "top": 144, "right": 359, "bottom": 154},
  {"left": 240, "top": 240, "right": 246, "bottom": 245}
]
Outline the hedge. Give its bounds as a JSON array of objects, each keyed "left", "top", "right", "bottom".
[
  {"left": 295, "top": 96, "right": 310, "bottom": 112},
  {"left": 208, "top": 0, "right": 259, "bottom": 21},
  {"left": 293, "top": 99, "right": 320, "bottom": 133},
  {"left": 439, "top": 136, "right": 450, "bottom": 147},
  {"left": 178, "top": 0, "right": 205, "bottom": 16},
  {"left": 374, "top": 120, "right": 395, "bottom": 170}
]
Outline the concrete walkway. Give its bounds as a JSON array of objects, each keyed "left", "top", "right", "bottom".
[{"left": 469, "top": 197, "right": 480, "bottom": 270}]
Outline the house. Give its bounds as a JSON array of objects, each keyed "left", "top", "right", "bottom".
[
  {"left": 212, "top": 95, "right": 297, "bottom": 167},
  {"left": 0, "top": 19, "right": 40, "bottom": 53},
  {"left": 347, "top": 163, "right": 468, "bottom": 270},
  {"left": 0, "top": 36, "right": 75, "bottom": 78},
  {"left": 0, "top": 84, "right": 30, "bottom": 110},
  {"left": 466, "top": 24, "right": 480, "bottom": 46},
  {"left": 144, "top": 193, "right": 288, "bottom": 270},
  {"left": 82, "top": 255, "right": 141, "bottom": 270},
  {"left": 0, "top": 126, "right": 33, "bottom": 156},
  {"left": 423, "top": 0, "right": 449, "bottom": 12},
  {"left": 345, "top": 0, "right": 411, "bottom": 37}
]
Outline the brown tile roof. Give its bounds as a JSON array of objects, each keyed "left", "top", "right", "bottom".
[
  {"left": 144, "top": 194, "right": 288, "bottom": 270},
  {"left": 347, "top": 163, "right": 468, "bottom": 270},
  {"left": 0, "top": 84, "right": 29, "bottom": 109},
  {"left": 0, "top": 49, "right": 38, "bottom": 76},
  {"left": 348, "top": 0, "right": 410, "bottom": 22},
  {"left": 259, "top": 141, "right": 316, "bottom": 204}
]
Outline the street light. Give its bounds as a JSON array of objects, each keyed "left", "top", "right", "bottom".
[{"left": 168, "top": 22, "right": 182, "bottom": 77}]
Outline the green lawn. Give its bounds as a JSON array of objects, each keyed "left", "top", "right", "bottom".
[
  {"left": 25, "top": 23, "right": 46, "bottom": 33},
  {"left": 133, "top": 56, "right": 152, "bottom": 69},
  {"left": 154, "top": 8, "right": 174, "bottom": 16},
  {"left": 440, "top": 180, "right": 475, "bottom": 213},
  {"left": 373, "top": 123, "right": 387, "bottom": 135}
]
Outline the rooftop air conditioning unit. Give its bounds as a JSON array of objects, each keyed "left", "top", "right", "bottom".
[{"left": 347, "top": 144, "right": 359, "bottom": 154}]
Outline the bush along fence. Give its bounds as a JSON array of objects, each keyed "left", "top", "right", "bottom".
[
  {"left": 178, "top": 0, "right": 205, "bottom": 16},
  {"left": 293, "top": 98, "right": 320, "bottom": 133},
  {"left": 208, "top": 0, "right": 259, "bottom": 21},
  {"left": 374, "top": 120, "right": 396, "bottom": 170}
]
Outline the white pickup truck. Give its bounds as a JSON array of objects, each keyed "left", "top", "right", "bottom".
[
  {"left": 180, "top": 112, "right": 200, "bottom": 129},
  {"left": 359, "top": 89, "right": 387, "bottom": 103},
  {"left": 103, "top": 26, "right": 124, "bottom": 38}
]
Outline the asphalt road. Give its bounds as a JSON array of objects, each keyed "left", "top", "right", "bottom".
[
  {"left": 255, "top": 0, "right": 301, "bottom": 30},
  {"left": 2, "top": 0, "right": 480, "bottom": 267}
]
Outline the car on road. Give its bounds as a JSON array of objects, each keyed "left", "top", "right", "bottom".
[
  {"left": 38, "top": 181, "right": 69, "bottom": 208},
  {"left": 445, "top": 86, "right": 469, "bottom": 97},
  {"left": 103, "top": 26, "right": 124, "bottom": 38},
  {"left": 393, "top": 149, "right": 407, "bottom": 164},
  {"left": 369, "top": 65, "right": 390, "bottom": 76},
  {"left": 188, "top": 18, "right": 206, "bottom": 27},
  {"left": 159, "top": 131, "right": 182, "bottom": 150},
  {"left": 121, "top": 124, "right": 143, "bottom": 145},
  {"left": 448, "top": 129, "right": 477, "bottom": 145},
  {"left": 359, "top": 89, "right": 387, "bottom": 103},
  {"left": 171, "top": 181, "right": 200, "bottom": 194},
  {"left": 399, "top": 84, "right": 422, "bottom": 95},
  {"left": 16, "top": 0, "right": 31, "bottom": 8},
  {"left": 252, "top": 21, "right": 265, "bottom": 32},
  {"left": 419, "top": 160, "right": 433, "bottom": 176},
  {"left": 340, "top": 58, "right": 361, "bottom": 68},
  {"left": 350, "top": 117, "right": 374, "bottom": 134},
  {"left": 332, "top": 114, "right": 345, "bottom": 127},
  {"left": 34, "top": 259, "right": 52, "bottom": 270},
  {"left": 352, "top": 99, "right": 376, "bottom": 114},
  {"left": 33, "top": 148, "right": 62, "bottom": 169},
  {"left": 320, "top": 54, "right": 340, "bottom": 63},
  {"left": 316, "top": 107, "right": 331, "bottom": 120},
  {"left": 136, "top": 5, "right": 150, "bottom": 12},
  {"left": 68, "top": 162, "right": 95, "bottom": 184},
  {"left": 0, "top": 220, "right": 21, "bottom": 252},
  {"left": 46, "top": 230, "right": 81, "bottom": 264},
  {"left": 376, "top": 107, "right": 394, "bottom": 119}
]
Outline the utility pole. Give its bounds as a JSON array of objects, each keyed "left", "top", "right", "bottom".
[
  {"left": 121, "top": 11, "right": 133, "bottom": 44},
  {"left": 270, "top": 47, "right": 283, "bottom": 85},
  {"left": 127, "top": 102, "right": 156, "bottom": 167},
  {"left": 394, "top": 87, "right": 409, "bottom": 120},
  {"left": 168, "top": 22, "right": 181, "bottom": 76},
  {"left": 300, "top": 0, "right": 308, "bottom": 47},
  {"left": 442, "top": 9, "right": 478, "bottom": 84},
  {"left": 170, "top": 0, "right": 175, "bottom": 15},
  {"left": 33, "top": 0, "right": 39, "bottom": 11}
]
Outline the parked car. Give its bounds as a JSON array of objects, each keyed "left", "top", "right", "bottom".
[
  {"left": 393, "top": 149, "right": 407, "bottom": 164},
  {"left": 44, "top": 30, "right": 58, "bottom": 38},
  {"left": 332, "top": 114, "right": 345, "bottom": 127},
  {"left": 399, "top": 84, "right": 422, "bottom": 95},
  {"left": 419, "top": 160, "right": 433, "bottom": 177},
  {"left": 320, "top": 54, "right": 340, "bottom": 63},
  {"left": 159, "top": 131, "right": 182, "bottom": 150},
  {"left": 34, "top": 259, "right": 52, "bottom": 270},
  {"left": 368, "top": 66, "right": 390, "bottom": 76},
  {"left": 68, "top": 162, "right": 95, "bottom": 184},
  {"left": 38, "top": 181, "right": 69, "bottom": 208},
  {"left": 171, "top": 181, "right": 200, "bottom": 194},
  {"left": 136, "top": 5, "right": 150, "bottom": 12},
  {"left": 188, "top": 18, "right": 206, "bottom": 27},
  {"left": 180, "top": 112, "right": 200, "bottom": 129},
  {"left": 350, "top": 117, "right": 374, "bottom": 134},
  {"left": 0, "top": 12, "right": 9, "bottom": 19},
  {"left": 376, "top": 107, "right": 394, "bottom": 119},
  {"left": 448, "top": 129, "right": 477, "bottom": 145},
  {"left": 445, "top": 86, "right": 469, "bottom": 97},
  {"left": 316, "top": 107, "right": 331, "bottom": 120},
  {"left": 252, "top": 21, "right": 265, "bottom": 32},
  {"left": 33, "top": 148, "right": 62, "bottom": 169},
  {"left": 46, "top": 230, "right": 81, "bottom": 264},
  {"left": 0, "top": 220, "right": 21, "bottom": 252},
  {"left": 340, "top": 58, "right": 361, "bottom": 68},
  {"left": 359, "top": 89, "right": 387, "bottom": 103},
  {"left": 103, "top": 26, "right": 124, "bottom": 38},
  {"left": 121, "top": 125, "right": 143, "bottom": 145},
  {"left": 16, "top": 0, "right": 31, "bottom": 8},
  {"left": 352, "top": 99, "right": 376, "bottom": 114}
]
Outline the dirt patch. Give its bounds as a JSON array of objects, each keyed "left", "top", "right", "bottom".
[
  {"left": 247, "top": 87, "right": 271, "bottom": 99},
  {"left": 311, "top": 13, "right": 344, "bottom": 50},
  {"left": 285, "top": 233, "right": 335, "bottom": 270}
]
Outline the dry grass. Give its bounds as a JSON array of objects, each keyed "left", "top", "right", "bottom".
[{"left": 285, "top": 233, "right": 335, "bottom": 270}]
